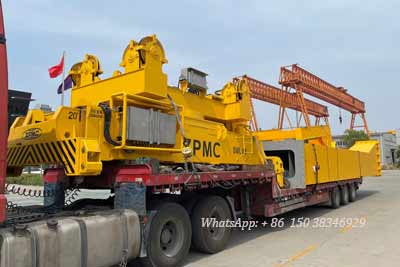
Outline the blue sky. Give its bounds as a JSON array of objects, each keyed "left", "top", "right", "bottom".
[{"left": 3, "top": 0, "right": 399, "bottom": 134}]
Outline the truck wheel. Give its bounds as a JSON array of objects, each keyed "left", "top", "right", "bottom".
[
  {"left": 191, "top": 196, "right": 232, "bottom": 254},
  {"left": 330, "top": 187, "right": 341, "bottom": 209},
  {"left": 141, "top": 202, "right": 192, "bottom": 267},
  {"left": 348, "top": 184, "right": 357, "bottom": 202},
  {"left": 340, "top": 186, "right": 349, "bottom": 205}
]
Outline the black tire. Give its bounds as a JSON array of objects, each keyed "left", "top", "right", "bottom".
[
  {"left": 348, "top": 184, "right": 357, "bottom": 202},
  {"left": 340, "top": 186, "right": 349, "bottom": 205},
  {"left": 191, "top": 196, "right": 233, "bottom": 254},
  {"left": 330, "top": 187, "right": 341, "bottom": 209},
  {"left": 141, "top": 202, "right": 191, "bottom": 267}
]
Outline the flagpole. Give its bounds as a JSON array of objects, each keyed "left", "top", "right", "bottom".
[{"left": 61, "top": 51, "right": 65, "bottom": 106}]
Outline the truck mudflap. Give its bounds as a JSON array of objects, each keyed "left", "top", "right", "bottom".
[{"left": 0, "top": 209, "right": 141, "bottom": 267}]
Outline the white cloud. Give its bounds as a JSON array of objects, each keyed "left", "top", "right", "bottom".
[{"left": 3, "top": 0, "right": 400, "bottom": 132}]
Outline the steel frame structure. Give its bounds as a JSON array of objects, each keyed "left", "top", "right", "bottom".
[
  {"left": 235, "top": 76, "right": 329, "bottom": 130},
  {"left": 279, "top": 64, "right": 369, "bottom": 135}
]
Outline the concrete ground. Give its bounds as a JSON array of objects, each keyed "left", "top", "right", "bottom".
[
  {"left": 186, "top": 170, "right": 400, "bottom": 267},
  {"left": 6, "top": 171, "right": 400, "bottom": 267}
]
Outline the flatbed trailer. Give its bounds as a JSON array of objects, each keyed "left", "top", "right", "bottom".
[
  {"left": 1, "top": 163, "right": 365, "bottom": 267},
  {"left": 0, "top": 4, "right": 380, "bottom": 266},
  {"left": 104, "top": 163, "right": 363, "bottom": 218}
]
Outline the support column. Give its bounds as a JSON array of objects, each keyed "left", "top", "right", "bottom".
[
  {"left": 114, "top": 183, "right": 146, "bottom": 216},
  {"left": 114, "top": 166, "right": 148, "bottom": 216},
  {"left": 43, "top": 168, "right": 66, "bottom": 213}
]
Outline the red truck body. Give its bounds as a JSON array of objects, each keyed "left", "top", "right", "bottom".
[{"left": 0, "top": 0, "right": 8, "bottom": 223}]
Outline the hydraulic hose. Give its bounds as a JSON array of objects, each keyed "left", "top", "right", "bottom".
[{"left": 99, "top": 104, "right": 121, "bottom": 146}]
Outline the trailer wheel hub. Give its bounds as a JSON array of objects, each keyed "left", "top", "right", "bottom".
[
  {"left": 208, "top": 210, "right": 224, "bottom": 239},
  {"left": 161, "top": 225, "right": 173, "bottom": 244},
  {"left": 159, "top": 220, "right": 183, "bottom": 257}
]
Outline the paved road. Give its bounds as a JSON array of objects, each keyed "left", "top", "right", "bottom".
[
  {"left": 7, "top": 171, "right": 400, "bottom": 267},
  {"left": 186, "top": 170, "right": 400, "bottom": 267}
]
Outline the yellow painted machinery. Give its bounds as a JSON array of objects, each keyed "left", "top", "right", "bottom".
[
  {"left": 255, "top": 126, "right": 381, "bottom": 188},
  {"left": 7, "top": 35, "right": 380, "bottom": 189},
  {"left": 7, "top": 35, "right": 264, "bottom": 177},
  {"left": 2, "top": 33, "right": 383, "bottom": 267}
]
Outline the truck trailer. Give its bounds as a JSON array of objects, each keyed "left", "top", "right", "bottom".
[{"left": 0, "top": 6, "right": 380, "bottom": 266}]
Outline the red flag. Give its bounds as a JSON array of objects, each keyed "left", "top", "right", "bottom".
[{"left": 48, "top": 55, "right": 64, "bottom": 78}]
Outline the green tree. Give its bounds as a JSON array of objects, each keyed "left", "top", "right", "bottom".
[{"left": 342, "top": 129, "right": 369, "bottom": 148}]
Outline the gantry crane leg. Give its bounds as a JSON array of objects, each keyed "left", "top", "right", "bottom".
[
  {"left": 295, "top": 86, "right": 311, "bottom": 127},
  {"left": 350, "top": 112, "right": 370, "bottom": 137}
]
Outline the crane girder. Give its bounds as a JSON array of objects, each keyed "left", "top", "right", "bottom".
[
  {"left": 279, "top": 64, "right": 365, "bottom": 113},
  {"left": 239, "top": 76, "right": 329, "bottom": 118},
  {"left": 279, "top": 64, "right": 369, "bottom": 135}
]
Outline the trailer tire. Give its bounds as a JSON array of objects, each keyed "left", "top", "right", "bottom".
[
  {"left": 340, "top": 186, "right": 349, "bottom": 205},
  {"left": 191, "top": 196, "right": 232, "bottom": 254},
  {"left": 348, "top": 184, "right": 357, "bottom": 202},
  {"left": 330, "top": 187, "right": 341, "bottom": 209},
  {"left": 141, "top": 202, "right": 191, "bottom": 267}
]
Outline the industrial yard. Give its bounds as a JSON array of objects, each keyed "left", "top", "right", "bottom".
[{"left": 1, "top": 1, "right": 400, "bottom": 267}]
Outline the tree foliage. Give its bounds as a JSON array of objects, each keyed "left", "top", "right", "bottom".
[{"left": 342, "top": 129, "right": 369, "bottom": 148}]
